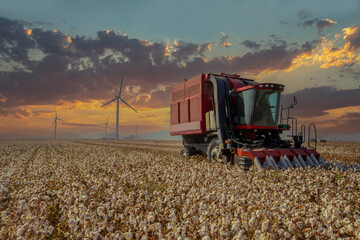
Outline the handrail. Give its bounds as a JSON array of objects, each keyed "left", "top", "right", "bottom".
[
  {"left": 308, "top": 124, "right": 317, "bottom": 149},
  {"left": 300, "top": 124, "right": 306, "bottom": 143},
  {"left": 291, "top": 117, "right": 297, "bottom": 137}
]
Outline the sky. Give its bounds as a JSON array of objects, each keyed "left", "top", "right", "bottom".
[{"left": 0, "top": 0, "right": 359, "bottom": 140}]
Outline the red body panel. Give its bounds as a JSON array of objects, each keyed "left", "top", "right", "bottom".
[
  {"left": 237, "top": 149, "right": 267, "bottom": 164},
  {"left": 261, "top": 149, "right": 281, "bottom": 161},
  {"left": 170, "top": 74, "right": 212, "bottom": 135},
  {"left": 235, "top": 125, "right": 279, "bottom": 130},
  {"left": 291, "top": 149, "right": 308, "bottom": 158},
  {"left": 275, "top": 149, "right": 295, "bottom": 160},
  {"left": 303, "top": 149, "right": 321, "bottom": 158}
]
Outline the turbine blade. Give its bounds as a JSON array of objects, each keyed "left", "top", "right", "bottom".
[
  {"left": 52, "top": 120, "right": 55, "bottom": 126},
  {"left": 106, "top": 114, "right": 110, "bottom": 123},
  {"left": 107, "top": 123, "right": 111, "bottom": 128},
  {"left": 119, "top": 97, "right": 138, "bottom": 113},
  {"left": 101, "top": 98, "right": 117, "bottom": 108},
  {"left": 57, "top": 118, "right": 64, "bottom": 121},
  {"left": 119, "top": 73, "right": 124, "bottom": 96}
]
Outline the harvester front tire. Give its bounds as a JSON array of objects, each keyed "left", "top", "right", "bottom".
[
  {"left": 207, "top": 139, "right": 222, "bottom": 163},
  {"left": 179, "top": 146, "right": 193, "bottom": 159}
]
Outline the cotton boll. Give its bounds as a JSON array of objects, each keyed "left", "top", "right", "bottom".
[
  {"left": 147, "top": 212, "right": 155, "bottom": 223},
  {"left": 231, "top": 220, "right": 241, "bottom": 232},
  {"left": 261, "top": 220, "right": 270, "bottom": 232}
]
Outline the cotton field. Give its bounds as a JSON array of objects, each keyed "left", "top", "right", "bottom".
[{"left": 0, "top": 140, "right": 360, "bottom": 240}]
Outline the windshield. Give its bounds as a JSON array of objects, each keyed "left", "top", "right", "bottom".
[
  {"left": 236, "top": 88, "right": 281, "bottom": 126},
  {"left": 253, "top": 89, "right": 281, "bottom": 126},
  {"left": 236, "top": 88, "right": 256, "bottom": 124}
]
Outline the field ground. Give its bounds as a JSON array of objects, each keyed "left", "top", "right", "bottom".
[{"left": 0, "top": 140, "right": 360, "bottom": 239}]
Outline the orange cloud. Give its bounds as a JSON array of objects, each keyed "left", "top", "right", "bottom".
[
  {"left": 289, "top": 26, "right": 360, "bottom": 70},
  {"left": 66, "top": 36, "right": 72, "bottom": 44},
  {"left": 315, "top": 38, "right": 357, "bottom": 68},
  {"left": 220, "top": 31, "right": 231, "bottom": 48},
  {"left": 24, "top": 27, "right": 32, "bottom": 36},
  {"left": 164, "top": 41, "right": 172, "bottom": 56},
  {"left": 221, "top": 41, "right": 231, "bottom": 48},
  {"left": 298, "top": 106, "right": 360, "bottom": 135}
]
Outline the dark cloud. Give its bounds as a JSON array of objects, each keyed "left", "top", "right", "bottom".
[
  {"left": 343, "top": 26, "right": 360, "bottom": 51},
  {"left": 267, "top": 34, "right": 289, "bottom": 48},
  {"left": 339, "top": 67, "right": 360, "bottom": 80},
  {"left": 32, "top": 28, "right": 73, "bottom": 56},
  {"left": 171, "top": 41, "right": 213, "bottom": 62},
  {"left": 279, "top": 20, "right": 288, "bottom": 25},
  {"left": 320, "top": 112, "right": 360, "bottom": 135},
  {"left": 0, "top": 107, "right": 32, "bottom": 118},
  {"left": 316, "top": 19, "right": 337, "bottom": 34},
  {"left": 0, "top": 17, "right": 319, "bottom": 115},
  {"left": 0, "top": 17, "right": 36, "bottom": 68},
  {"left": 298, "top": 18, "right": 337, "bottom": 34},
  {"left": 36, "top": 54, "right": 71, "bottom": 73},
  {"left": 299, "top": 18, "right": 318, "bottom": 28},
  {"left": 282, "top": 86, "right": 360, "bottom": 118},
  {"left": 241, "top": 40, "right": 261, "bottom": 50},
  {"left": 297, "top": 10, "right": 310, "bottom": 20}
]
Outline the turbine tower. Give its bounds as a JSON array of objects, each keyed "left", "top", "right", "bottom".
[
  {"left": 101, "top": 73, "right": 138, "bottom": 139},
  {"left": 102, "top": 114, "right": 111, "bottom": 138},
  {"left": 52, "top": 109, "right": 64, "bottom": 139}
]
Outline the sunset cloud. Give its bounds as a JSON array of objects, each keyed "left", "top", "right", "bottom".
[
  {"left": 171, "top": 40, "right": 215, "bottom": 62},
  {"left": 1, "top": 16, "right": 359, "bottom": 138},
  {"left": 316, "top": 19, "right": 337, "bottom": 33},
  {"left": 220, "top": 32, "right": 231, "bottom": 48},
  {"left": 281, "top": 88, "right": 360, "bottom": 137},
  {"left": 282, "top": 86, "right": 360, "bottom": 118},
  {"left": 343, "top": 26, "right": 360, "bottom": 51},
  {"left": 298, "top": 18, "right": 337, "bottom": 34},
  {"left": 290, "top": 26, "right": 360, "bottom": 69},
  {"left": 303, "top": 106, "right": 360, "bottom": 135},
  {"left": 241, "top": 40, "right": 261, "bottom": 50},
  {"left": 0, "top": 17, "right": 321, "bottom": 115}
]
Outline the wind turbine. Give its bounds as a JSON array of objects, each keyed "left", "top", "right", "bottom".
[
  {"left": 102, "top": 114, "right": 111, "bottom": 138},
  {"left": 52, "top": 109, "right": 64, "bottom": 139},
  {"left": 101, "top": 73, "right": 138, "bottom": 139}
]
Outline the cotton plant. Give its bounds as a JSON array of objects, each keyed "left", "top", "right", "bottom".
[{"left": 0, "top": 140, "right": 359, "bottom": 239}]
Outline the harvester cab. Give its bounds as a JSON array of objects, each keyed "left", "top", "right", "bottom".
[{"left": 170, "top": 73, "right": 325, "bottom": 170}]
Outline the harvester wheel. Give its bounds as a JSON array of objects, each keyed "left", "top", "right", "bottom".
[
  {"left": 207, "top": 139, "right": 222, "bottom": 163},
  {"left": 179, "top": 146, "right": 193, "bottom": 159}
]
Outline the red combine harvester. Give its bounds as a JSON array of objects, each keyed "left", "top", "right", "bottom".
[{"left": 170, "top": 73, "right": 326, "bottom": 170}]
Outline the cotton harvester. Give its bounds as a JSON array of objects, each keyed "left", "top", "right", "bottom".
[{"left": 169, "top": 73, "right": 327, "bottom": 170}]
